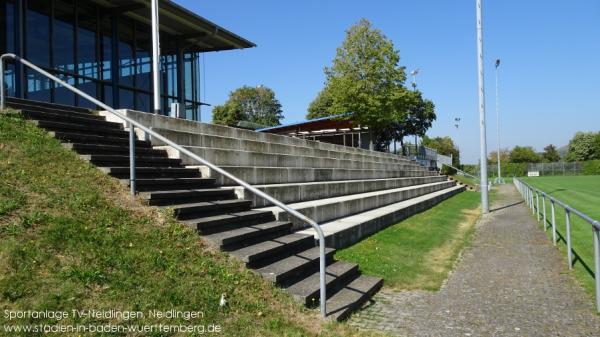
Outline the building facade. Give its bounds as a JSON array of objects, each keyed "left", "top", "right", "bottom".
[{"left": 0, "top": 0, "right": 254, "bottom": 120}]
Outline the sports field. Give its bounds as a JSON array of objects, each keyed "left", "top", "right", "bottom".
[{"left": 522, "top": 175, "right": 600, "bottom": 295}]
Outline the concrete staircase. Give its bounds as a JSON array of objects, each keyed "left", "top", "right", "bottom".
[
  {"left": 106, "top": 110, "right": 465, "bottom": 249},
  {"left": 8, "top": 97, "right": 429, "bottom": 321}
]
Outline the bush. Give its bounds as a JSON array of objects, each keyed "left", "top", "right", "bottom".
[{"left": 582, "top": 160, "right": 600, "bottom": 175}]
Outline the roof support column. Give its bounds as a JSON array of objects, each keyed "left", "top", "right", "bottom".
[{"left": 151, "top": 0, "right": 161, "bottom": 114}]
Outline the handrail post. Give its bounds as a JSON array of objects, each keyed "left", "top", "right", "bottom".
[
  {"left": 542, "top": 194, "right": 547, "bottom": 231},
  {"left": 129, "top": 122, "right": 136, "bottom": 196},
  {"left": 565, "top": 208, "right": 573, "bottom": 269},
  {"left": 594, "top": 227, "right": 600, "bottom": 312},
  {"left": 536, "top": 192, "right": 540, "bottom": 222},
  {"left": 551, "top": 200, "right": 557, "bottom": 245},
  {"left": 0, "top": 55, "right": 5, "bottom": 110}
]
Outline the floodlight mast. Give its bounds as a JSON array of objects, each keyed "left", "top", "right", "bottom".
[
  {"left": 495, "top": 59, "right": 502, "bottom": 183},
  {"left": 476, "top": 0, "right": 489, "bottom": 213}
]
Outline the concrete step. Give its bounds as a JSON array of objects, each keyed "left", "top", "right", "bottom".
[
  {"left": 325, "top": 275, "right": 383, "bottom": 321},
  {"left": 261, "top": 181, "right": 457, "bottom": 229},
  {"left": 230, "top": 233, "right": 315, "bottom": 268},
  {"left": 139, "top": 188, "right": 236, "bottom": 206},
  {"left": 203, "top": 221, "right": 292, "bottom": 250},
  {"left": 231, "top": 176, "right": 449, "bottom": 207},
  {"left": 152, "top": 128, "right": 412, "bottom": 165},
  {"left": 165, "top": 199, "right": 252, "bottom": 220},
  {"left": 14, "top": 104, "right": 104, "bottom": 120},
  {"left": 81, "top": 154, "right": 180, "bottom": 168},
  {"left": 32, "top": 120, "right": 128, "bottom": 137},
  {"left": 184, "top": 209, "right": 276, "bottom": 235},
  {"left": 22, "top": 109, "right": 122, "bottom": 129},
  {"left": 49, "top": 131, "right": 153, "bottom": 148},
  {"left": 7, "top": 97, "right": 94, "bottom": 114},
  {"left": 120, "top": 178, "right": 216, "bottom": 192},
  {"left": 109, "top": 109, "right": 415, "bottom": 163},
  {"left": 298, "top": 185, "right": 466, "bottom": 248},
  {"left": 64, "top": 143, "right": 166, "bottom": 156},
  {"left": 158, "top": 145, "right": 421, "bottom": 170},
  {"left": 99, "top": 166, "right": 201, "bottom": 179},
  {"left": 256, "top": 246, "right": 336, "bottom": 286},
  {"left": 197, "top": 165, "right": 438, "bottom": 186},
  {"left": 286, "top": 261, "right": 359, "bottom": 307}
]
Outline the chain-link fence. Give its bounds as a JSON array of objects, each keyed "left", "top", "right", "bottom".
[
  {"left": 527, "top": 162, "right": 583, "bottom": 176},
  {"left": 463, "top": 161, "right": 591, "bottom": 177}
]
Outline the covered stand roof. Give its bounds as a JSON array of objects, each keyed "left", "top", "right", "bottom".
[
  {"left": 258, "top": 114, "right": 368, "bottom": 137},
  {"left": 89, "top": 0, "right": 255, "bottom": 53}
]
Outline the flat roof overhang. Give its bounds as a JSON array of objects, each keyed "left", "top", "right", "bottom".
[{"left": 89, "top": 0, "right": 256, "bottom": 52}]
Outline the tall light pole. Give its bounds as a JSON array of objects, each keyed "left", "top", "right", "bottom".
[
  {"left": 476, "top": 0, "right": 489, "bottom": 213},
  {"left": 410, "top": 69, "right": 420, "bottom": 149},
  {"left": 494, "top": 59, "right": 503, "bottom": 184},
  {"left": 151, "top": 0, "right": 161, "bottom": 114}
]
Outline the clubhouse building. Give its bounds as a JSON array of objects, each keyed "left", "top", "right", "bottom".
[{"left": 0, "top": 0, "right": 254, "bottom": 120}]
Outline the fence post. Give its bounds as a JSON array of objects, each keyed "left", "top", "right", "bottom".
[
  {"left": 551, "top": 200, "right": 557, "bottom": 245},
  {"left": 565, "top": 208, "right": 573, "bottom": 269},
  {"left": 594, "top": 226, "right": 600, "bottom": 312},
  {"left": 542, "top": 194, "right": 547, "bottom": 231},
  {"left": 531, "top": 188, "right": 535, "bottom": 215}
]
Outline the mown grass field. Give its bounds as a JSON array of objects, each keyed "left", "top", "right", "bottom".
[
  {"left": 336, "top": 190, "right": 481, "bottom": 290},
  {"left": 522, "top": 175, "right": 600, "bottom": 295},
  {"left": 0, "top": 111, "right": 384, "bottom": 337}
]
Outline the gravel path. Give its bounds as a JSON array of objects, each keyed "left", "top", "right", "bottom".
[{"left": 350, "top": 184, "right": 600, "bottom": 337}]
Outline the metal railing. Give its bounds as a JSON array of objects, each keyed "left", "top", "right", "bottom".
[
  {"left": 0, "top": 53, "right": 329, "bottom": 317},
  {"left": 514, "top": 178, "right": 600, "bottom": 312}
]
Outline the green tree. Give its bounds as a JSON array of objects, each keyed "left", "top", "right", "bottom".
[
  {"left": 565, "top": 132, "right": 598, "bottom": 162},
  {"left": 213, "top": 85, "right": 283, "bottom": 127},
  {"left": 422, "top": 135, "right": 460, "bottom": 166},
  {"left": 509, "top": 146, "right": 540, "bottom": 163},
  {"left": 307, "top": 19, "right": 436, "bottom": 151},
  {"left": 541, "top": 144, "right": 561, "bottom": 162},
  {"left": 488, "top": 149, "right": 510, "bottom": 163}
]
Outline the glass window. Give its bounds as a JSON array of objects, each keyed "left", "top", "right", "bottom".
[
  {"left": 135, "top": 92, "right": 150, "bottom": 112},
  {"left": 135, "top": 22, "right": 151, "bottom": 91},
  {"left": 161, "top": 55, "right": 177, "bottom": 98},
  {"left": 119, "top": 88, "right": 134, "bottom": 109},
  {"left": 26, "top": 70, "right": 51, "bottom": 101},
  {"left": 103, "top": 84, "right": 113, "bottom": 107},
  {"left": 77, "top": 2, "right": 98, "bottom": 80},
  {"left": 100, "top": 15, "right": 112, "bottom": 81},
  {"left": 118, "top": 20, "right": 134, "bottom": 87},
  {"left": 184, "top": 53, "right": 194, "bottom": 101},
  {"left": 26, "top": 1, "right": 50, "bottom": 67},
  {"left": 2, "top": 1, "right": 15, "bottom": 96},
  {"left": 53, "top": 0, "right": 75, "bottom": 74},
  {"left": 77, "top": 78, "right": 97, "bottom": 109},
  {"left": 54, "top": 74, "right": 76, "bottom": 105}
]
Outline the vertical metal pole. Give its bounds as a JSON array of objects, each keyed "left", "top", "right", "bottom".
[
  {"left": 476, "top": 0, "right": 489, "bottom": 214},
  {"left": 593, "top": 227, "right": 600, "bottom": 313},
  {"left": 151, "top": 0, "right": 161, "bottom": 114},
  {"left": 536, "top": 192, "right": 540, "bottom": 221},
  {"left": 542, "top": 194, "right": 547, "bottom": 231},
  {"left": 129, "top": 122, "right": 136, "bottom": 196},
  {"left": 565, "top": 209, "right": 573, "bottom": 269},
  {"left": 318, "top": 235, "right": 327, "bottom": 317},
  {"left": 495, "top": 60, "right": 501, "bottom": 182},
  {"left": 0, "top": 56, "right": 4, "bottom": 109},
  {"left": 551, "top": 200, "right": 557, "bottom": 245}
]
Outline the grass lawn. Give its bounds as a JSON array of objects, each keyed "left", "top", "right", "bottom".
[
  {"left": 522, "top": 175, "right": 600, "bottom": 296},
  {"left": 0, "top": 111, "right": 383, "bottom": 337},
  {"left": 335, "top": 190, "right": 481, "bottom": 290}
]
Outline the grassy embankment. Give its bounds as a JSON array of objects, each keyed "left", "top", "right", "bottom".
[
  {"left": 0, "top": 111, "right": 384, "bottom": 337},
  {"left": 336, "top": 190, "right": 481, "bottom": 290}
]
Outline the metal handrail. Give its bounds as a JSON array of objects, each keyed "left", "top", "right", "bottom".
[
  {"left": 513, "top": 178, "right": 600, "bottom": 312},
  {"left": 0, "top": 53, "right": 329, "bottom": 317}
]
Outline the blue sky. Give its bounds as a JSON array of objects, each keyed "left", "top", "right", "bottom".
[{"left": 181, "top": 0, "right": 600, "bottom": 164}]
